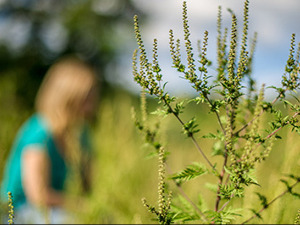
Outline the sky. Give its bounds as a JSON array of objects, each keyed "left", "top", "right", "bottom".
[
  {"left": 0, "top": 0, "right": 299, "bottom": 99},
  {"left": 115, "top": 0, "right": 300, "bottom": 98}
]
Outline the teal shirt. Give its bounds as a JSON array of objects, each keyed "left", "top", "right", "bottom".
[{"left": 0, "top": 114, "right": 67, "bottom": 208}]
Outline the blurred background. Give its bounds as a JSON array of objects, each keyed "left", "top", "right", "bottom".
[{"left": 0, "top": 0, "right": 299, "bottom": 223}]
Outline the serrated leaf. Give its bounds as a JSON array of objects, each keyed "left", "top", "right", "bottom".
[
  {"left": 275, "top": 134, "right": 282, "bottom": 139},
  {"left": 151, "top": 108, "right": 168, "bottom": 116},
  {"left": 206, "top": 207, "right": 242, "bottom": 224},
  {"left": 219, "top": 184, "right": 235, "bottom": 199},
  {"left": 255, "top": 192, "right": 268, "bottom": 207},
  {"left": 170, "top": 163, "right": 207, "bottom": 182},
  {"left": 283, "top": 100, "right": 294, "bottom": 108},
  {"left": 250, "top": 209, "right": 263, "bottom": 220},
  {"left": 183, "top": 117, "right": 200, "bottom": 137},
  {"left": 284, "top": 173, "right": 300, "bottom": 181},
  {"left": 291, "top": 192, "right": 300, "bottom": 199},
  {"left": 245, "top": 170, "right": 260, "bottom": 186},
  {"left": 224, "top": 166, "right": 233, "bottom": 176},
  {"left": 202, "top": 133, "right": 217, "bottom": 139},
  {"left": 144, "top": 150, "right": 158, "bottom": 159},
  {"left": 189, "top": 96, "right": 205, "bottom": 104},
  {"left": 171, "top": 195, "right": 202, "bottom": 223},
  {"left": 174, "top": 101, "right": 185, "bottom": 115},
  {"left": 291, "top": 94, "right": 300, "bottom": 103},
  {"left": 280, "top": 179, "right": 290, "bottom": 188},
  {"left": 162, "top": 82, "right": 169, "bottom": 90}
]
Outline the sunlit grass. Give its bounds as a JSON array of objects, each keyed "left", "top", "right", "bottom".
[{"left": 0, "top": 90, "right": 299, "bottom": 224}]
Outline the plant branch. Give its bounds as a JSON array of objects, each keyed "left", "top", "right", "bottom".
[
  {"left": 234, "top": 91, "right": 284, "bottom": 136},
  {"left": 163, "top": 98, "right": 218, "bottom": 174},
  {"left": 256, "top": 111, "right": 299, "bottom": 149},
  {"left": 214, "top": 101, "right": 237, "bottom": 211},
  {"left": 190, "top": 135, "right": 217, "bottom": 173},
  {"left": 232, "top": 111, "right": 299, "bottom": 166},
  {"left": 167, "top": 163, "right": 210, "bottom": 223},
  {"left": 214, "top": 152, "right": 229, "bottom": 211},
  {"left": 217, "top": 192, "right": 235, "bottom": 213},
  {"left": 205, "top": 97, "right": 226, "bottom": 134},
  {"left": 241, "top": 180, "right": 300, "bottom": 224},
  {"left": 166, "top": 178, "right": 209, "bottom": 223},
  {"left": 174, "top": 180, "right": 209, "bottom": 223}
]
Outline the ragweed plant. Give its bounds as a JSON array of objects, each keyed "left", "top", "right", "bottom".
[
  {"left": 132, "top": 0, "right": 300, "bottom": 224},
  {"left": 132, "top": 89, "right": 173, "bottom": 224},
  {"left": 7, "top": 192, "right": 14, "bottom": 225},
  {"left": 295, "top": 209, "right": 300, "bottom": 224},
  {"left": 141, "top": 146, "right": 173, "bottom": 225}
]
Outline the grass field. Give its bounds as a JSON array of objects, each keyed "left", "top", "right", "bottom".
[{"left": 0, "top": 88, "right": 299, "bottom": 224}]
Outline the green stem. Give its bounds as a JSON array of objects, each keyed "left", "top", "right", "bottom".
[
  {"left": 165, "top": 100, "right": 217, "bottom": 173},
  {"left": 205, "top": 97, "right": 226, "bottom": 134}
]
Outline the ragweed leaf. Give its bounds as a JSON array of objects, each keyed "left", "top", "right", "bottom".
[
  {"left": 183, "top": 117, "right": 200, "bottom": 137},
  {"left": 170, "top": 163, "right": 207, "bottom": 182},
  {"left": 284, "top": 173, "right": 300, "bottom": 182},
  {"left": 249, "top": 209, "right": 263, "bottom": 220},
  {"left": 202, "top": 133, "right": 217, "bottom": 139},
  {"left": 171, "top": 195, "right": 202, "bottom": 223},
  {"left": 206, "top": 207, "right": 242, "bottom": 224},
  {"left": 256, "top": 192, "right": 268, "bottom": 208},
  {"left": 151, "top": 108, "right": 169, "bottom": 117},
  {"left": 174, "top": 101, "right": 185, "bottom": 116}
]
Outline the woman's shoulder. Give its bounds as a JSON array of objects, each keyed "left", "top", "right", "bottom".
[{"left": 18, "top": 113, "right": 52, "bottom": 145}]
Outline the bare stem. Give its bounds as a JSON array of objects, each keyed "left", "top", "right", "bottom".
[{"left": 190, "top": 135, "right": 217, "bottom": 173}]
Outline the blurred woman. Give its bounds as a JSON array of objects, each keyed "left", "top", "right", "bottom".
[{"left": 0, "top": 56, "right": 99, "bottom": 223}]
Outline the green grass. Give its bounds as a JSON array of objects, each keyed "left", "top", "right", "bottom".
[{"left": 0, "top": 90, "right": 299, "bottom": 224}]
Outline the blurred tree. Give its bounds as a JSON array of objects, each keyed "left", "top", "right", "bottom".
[{"left": 0, "top": 0, "right": 143, "bottom": 108}]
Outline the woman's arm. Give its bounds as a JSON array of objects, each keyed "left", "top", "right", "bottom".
[{"left": 22, "top": 147, "right": 65, "bottom": 207}]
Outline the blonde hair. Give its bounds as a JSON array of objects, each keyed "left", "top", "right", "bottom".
[{"left": 35, "top": 56, "right": 98, "bottom": 136}]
